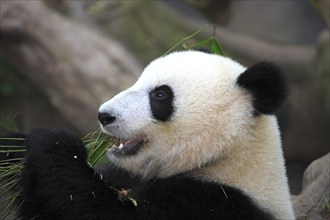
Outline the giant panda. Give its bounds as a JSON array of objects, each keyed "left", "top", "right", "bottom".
[{"left": 18, "top": 51, "right": 294, "bottom": 220}]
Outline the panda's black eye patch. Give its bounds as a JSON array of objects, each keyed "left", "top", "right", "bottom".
[{"left": 149, "top": 85, "right": 174, "bottom": 122}]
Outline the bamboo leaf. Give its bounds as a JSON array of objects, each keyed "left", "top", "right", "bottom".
[
  {"left": 162, "top": 24, "right": 210, "bottom": 56},
  {"left": 184, "top": 39, "right": 211, "bottom": 50},
  {"left": 209, "top": 37, "right": 226, "bottom": 56}
]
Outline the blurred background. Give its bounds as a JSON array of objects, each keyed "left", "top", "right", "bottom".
[{"left": 0, "top": 0, "right": 329, "bottom": 195}]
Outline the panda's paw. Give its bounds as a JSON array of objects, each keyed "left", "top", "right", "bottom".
[
  {"left": 25, "top": 128, "right": 87, "bottom": 162},
  {"left": 22, "top": 129, "right": 94, "bottom": 218}
]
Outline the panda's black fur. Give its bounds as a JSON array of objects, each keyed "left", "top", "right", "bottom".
[{"left": 149, "top": 85, "right": 175, "bottom": 122}]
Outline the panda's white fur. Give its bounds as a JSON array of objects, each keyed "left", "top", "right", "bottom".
[{"left": 99, "top": 51, "right": 295, "bottom": 219}]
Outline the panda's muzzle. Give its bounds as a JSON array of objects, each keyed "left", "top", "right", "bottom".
[{"left": 109, "top": 138, "right": 148, "bottom": 156}]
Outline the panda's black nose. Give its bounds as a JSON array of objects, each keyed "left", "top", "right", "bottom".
[{"left": 98, "top": 112, "right": 116, "bottom": 126}]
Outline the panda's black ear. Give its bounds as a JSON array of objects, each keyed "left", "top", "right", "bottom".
[{"left": 237, "top": 61, "right": 288, "bottom": 115}]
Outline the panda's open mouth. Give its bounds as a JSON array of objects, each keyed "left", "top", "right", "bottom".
[{"left": 109, "top": 138, "right": 148, "bottom": 157}]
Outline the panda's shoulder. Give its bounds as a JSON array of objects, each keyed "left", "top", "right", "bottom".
[{"left": 137, "top": 176, "right": 274, "bottom": 219}]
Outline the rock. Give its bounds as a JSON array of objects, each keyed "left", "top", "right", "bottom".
[{"left": 292, "top": 153, "right": 330, "bottom": 220}]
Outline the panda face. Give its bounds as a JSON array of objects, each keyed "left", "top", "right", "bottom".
[{"left": 98, "top": 51, "right": 286, "bottom": 179}]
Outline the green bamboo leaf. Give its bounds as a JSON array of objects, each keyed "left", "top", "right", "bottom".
[
  {"left": 163, "top": 24, "right": 210, "bottom": 56},
  {"left": 0, "top": 145, "right": 26, "bottom": 148},
  {"left": 209, "top": 37, "right": 226, "bottom": 56},
  {"left": 88, "top": 139, "right": 113, "bottom": 166},
  {"left": 184, "top": 39, "right": 211, "bottom": 50},
  {"left": 0, "top": 158, "right": 24, "bottom": 163},
  {"left": 83, "top": 130, "right": 113, "bottom": 166},
  {"left": 0, "top": 137, "right": 25, "bottom": 141},
  {"left": 88, "top": 142, "right": 104, "bottom": 166},
  {"left": 0, "top": 149, "right": 26, "bottom": 153},
  {"left": 0, "top": 194, "right": 18, "bottom": 219}
]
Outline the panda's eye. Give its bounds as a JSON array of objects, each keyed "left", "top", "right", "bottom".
[
  {"left": 152, "top": 90, "right": 167, "bottom": 101},
  {"left": 151, "top": 85, "right": 173, "bottom": 101}
]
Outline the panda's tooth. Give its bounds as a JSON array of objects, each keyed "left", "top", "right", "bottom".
[{"left": 118, "top": 143, "right": 124, "bottom": 149}]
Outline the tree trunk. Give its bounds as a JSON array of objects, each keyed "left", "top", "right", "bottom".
[{"left": 0, "top": 0, "right": 142, "bottom": 134}]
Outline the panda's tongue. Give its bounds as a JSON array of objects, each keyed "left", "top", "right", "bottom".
[{"left": 111, "top": 139, "right": 145, "bottom": 156}]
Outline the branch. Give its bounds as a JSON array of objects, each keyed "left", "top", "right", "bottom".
[{"left": 0, "top": 0, "right": 142, "bottom": 133}]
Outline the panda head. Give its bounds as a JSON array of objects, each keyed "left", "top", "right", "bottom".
[{"left": 98, "top": 51, "right": 287, "bottom": 179}]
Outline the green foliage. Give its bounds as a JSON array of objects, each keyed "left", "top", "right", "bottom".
[
  {"left": 163, "top": 24, "right": 226, "bottom": 56},
  {"left": 0, "top": 131, "right": 113, "bottom": 219},
  {"left": 326, "top": 199, "right": 330, "bottom": 212},
  {"left": 0, "top": 52, "right": 15, "bottom": 97},
  {"left": 83, "top": 128, "right": 114, "bottom": 167},
  {"left": 0, "top": 52, "right": 20, "bottom": 132},
  {"left": 0, "top": 112, "right": 18, "bottom": 132},
  {"left": 0, "top": 138, "right": 25, "bottom": 219}
]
